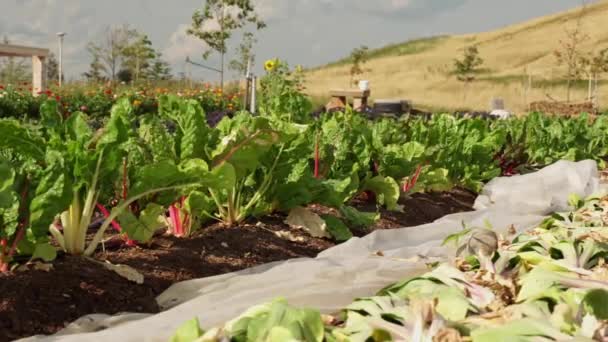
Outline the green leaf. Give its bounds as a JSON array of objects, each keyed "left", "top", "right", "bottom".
[
  {"left": 583, "top": 289, "right": 608, "bottom": 319},
  {"left": 340, "top": 206, "right": 378, "bottom": 228},
  {"left": 39, "top": 100, "right": 63, "bottom": 134},
  {"left": 246, "top": 299, "right": 324, "bottom": 342},
  {"left": 322, "top": 215, "right": 353, "bottom": 242},
  {"left": 209, "top": 162, "right": 237, "bottom": 191},
  {"left": 0, "top": 119, "right": 46, "bottom": 160},
  {"left": 170, "top": 318, "right": 203, "bottom": 342},
  {"left": 31, "top": 243, "right": 57, "bottom": 262},
  {"left": 361, "top": 175, "right": 400, "bottom": 211},
  {"left": 185, "top": 191, "right": 216, "bottom": 221},
  {"left": 568, "top": 193, "right": 583, "bottom": 209},
  {"left": 442, "top": 227, "right": 473, "bottom": 248},
  {"left": 64, "top": 112, "right": 92, "bottom": 143},
  {"left": 119, "top": 203, "right": 166, "bottom": 243},
  {"left": 28, "top": 163, "right": 72, "bottom": 238},
  {"left": 0, "top": 161, "right": 16, "bottom": 208}
]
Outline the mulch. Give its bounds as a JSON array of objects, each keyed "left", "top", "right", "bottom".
[{"left": 0, "top": 187, "right": 476, "bottom": 341}]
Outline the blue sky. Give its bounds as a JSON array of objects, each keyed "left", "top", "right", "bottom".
[{"left": 0, "top": 0, "right": 590, "bottom": 81}]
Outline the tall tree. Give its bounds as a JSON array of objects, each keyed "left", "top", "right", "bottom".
[
  {"left": 187, "top": 0, "right": 266, "bottom": 89},
  {"left": 87, "top": 25, "right": 137, "bottom": 81},
  {"left": 149, "top": 52, "right": 172, "bottom": 81},
  {"left": 229, "top": 32, "right": 256, "bottom": 77},
  {"left": 122, "top": 34, "right": 156, "bottom": 82},
  {"left": 0, "top": 36, "right": 30, "bottom": 85}
]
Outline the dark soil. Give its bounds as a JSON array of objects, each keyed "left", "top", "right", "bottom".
[{"left": 0, "top": 187, "right": 476, "bottom": 341}]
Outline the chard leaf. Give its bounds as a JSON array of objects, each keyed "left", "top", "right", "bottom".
[
  {"left": 0, "top": 120, "right": 46, "bottom": 160},
  {"left": 28, "top": 163, "right": 72, "bottom": 238},
  {"left": 0, "top": 161, "right": 16, "bottom": 208},
  {"left": 170, "top": 318, "right": 203, "bottom": 342},
  {"left": 361, "top": 175, "right": 400, "bottom": 211},
  {"left": 339, "top": 205, "right": 379, "bottom": 228},
  {"left": 178, "top": 100, "right": 210, "bottom": 160},
  {"left": 64, "top": 112, "right": 92, "bottom": 143},
  {"left": 119, "top": 203, "right": 166, "bottom": 243},
  {"left": 322, "top": 215, "right": 353, "bottom": 242},
  {"left": 31, "top": 242, "right": 57, "bottom": 262},
  {"left": 582, "top": 289, "right": 608, "bottom": 320},
  {"left": 245, "top": 299, "right": 324, "bottom": 342}
]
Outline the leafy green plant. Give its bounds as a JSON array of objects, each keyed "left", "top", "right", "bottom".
[{"left": 258, "top": 59, "right": 312, "bottom": 124}]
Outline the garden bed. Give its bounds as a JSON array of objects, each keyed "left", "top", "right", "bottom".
[{"left": 0, "top": 187, "right": 475, "bottom": 341}]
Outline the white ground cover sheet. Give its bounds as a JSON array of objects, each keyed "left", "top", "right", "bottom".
[{"left": 20, "top": 160, "right": 606, "bottom": 342}]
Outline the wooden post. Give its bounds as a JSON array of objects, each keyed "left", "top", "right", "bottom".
[{"left": 32, "top": 55, "right": 46, "bottom": 96}]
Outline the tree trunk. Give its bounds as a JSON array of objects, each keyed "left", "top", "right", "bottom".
[
  {"left": 566, "top": 78, "right": 571, "bottom": 102},
  {"left": 594, "top": 73, "right": 599, "bottom": 108},
  {"left": 136, "top": 56, "right": 140, "bottom": 82},
  {"left": 220, "top": 51, "right": 225, "bottom": 91},
  {"left": 588, "top": 75, "right": 592, "bottom": 102}
]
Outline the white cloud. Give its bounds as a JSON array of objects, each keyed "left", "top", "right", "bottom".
[
  {"left": 163, "top": 24, "right": 207, "bottom": 65},
  {"left": 1, "top": 0, "right": 585, "bottom": 80}
]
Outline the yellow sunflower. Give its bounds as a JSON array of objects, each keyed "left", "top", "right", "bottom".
[{"left": 264, "top": 59, "right": 277, "bottom": 72}]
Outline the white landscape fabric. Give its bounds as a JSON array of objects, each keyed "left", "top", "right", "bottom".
[{"left": 19, "top": 160, "right": 606, "bottom": 342}]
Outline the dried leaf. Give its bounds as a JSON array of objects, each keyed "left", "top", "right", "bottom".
[{"left": 285, "top": 206, "right": 331, "bottom": 238}]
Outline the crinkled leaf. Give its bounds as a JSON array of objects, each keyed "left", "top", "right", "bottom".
[{"left": 362, "top": 175, "right": 400, "bottom": 211}]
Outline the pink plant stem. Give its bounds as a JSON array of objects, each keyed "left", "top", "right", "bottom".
[
  {"left": 96, "top": 203, "right": 122, "bottom": 232},
  {"left": 7, "top": 179, "right": 30, "bottom": 259},
  {"left": 0, "top": 239, "right": 8, "bottom": 273},
  {"left": 96, "top": 203, "right": 137, "bottom": 246},
  {"left": 169, "top": 204, "right": 183, "bottom": 237}
]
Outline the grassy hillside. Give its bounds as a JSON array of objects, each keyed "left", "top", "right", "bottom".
[{"left": 304, "top": 0, "right": 608, "bottom": 113}]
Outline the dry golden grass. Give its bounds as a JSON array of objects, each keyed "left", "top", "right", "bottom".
[{"left": 304, "top": 0, "right": 608, "bottom": 113}]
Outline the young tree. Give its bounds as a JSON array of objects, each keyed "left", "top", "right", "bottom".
[
  {"left": 187, "top": 0, "right": 266, "bottom": 89},
  {"left": 149, "top": 52, "right": 172, "bottom": 81},
  {"left": 122, "top": 34, "right": 157, "bottom": 82},
  {"left": 46, "top": 52, "right": 62, "bottom": 84},
  {"left": 87, "top": 25, "right": 137, "bottom": 81},
  {"left": 0, "top": 36, "right": 30, "bottom": 85},
  {"left": 553, "top": 1, "right": 589, "bottom": 102},
  {"left": 349, "top": 45, "right": 370, "bottom": 87},
  {"left": 581, "top": 48, "right": 608, "bottom": 106},
  {"left": 229, "top": 32, "right": 256, "bottom": 77},
  {"left": 453, "top": 45, "right": 484, "bottom": 102},
  {"left": 82, "top": 54, "right": 106, "bottom": 82}
]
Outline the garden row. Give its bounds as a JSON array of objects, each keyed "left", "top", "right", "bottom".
[
  {"left": 2, "top": 94, "right": 608, "bottom": 340},
  {"left": 0, "top": 83, "right": 241, "bottom": 120},
  {"left": 2, "top": 95, "right": 607, "bottom": 268},
  {"left": 171, "top": 193, "right": 608, "bottom": 341}
]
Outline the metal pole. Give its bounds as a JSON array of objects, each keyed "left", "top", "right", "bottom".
[
  {"left": 57, "top": 32, "right": 66, "bottom": 86},
  {"left": 244, "top": 58, "right": 252, "bottom": 111},
  {"left": 250, "top": 75, "right": 257, "bottom": 114}
]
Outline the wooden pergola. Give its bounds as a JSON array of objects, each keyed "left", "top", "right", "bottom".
[{"left": 0, "top": 43, "right": 49, "bottom": 96}]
